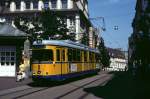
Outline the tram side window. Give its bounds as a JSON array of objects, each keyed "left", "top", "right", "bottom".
[
  {"left": 76, "top": 50, "right": 81, "bottom": 61},
  {"left": 68, "top": 49, "right": 72, "bottom": 61},
  {"left": 32, "top": 50, "right": 53, "bottom": 61},
  {"left": 72, "top": 49, "right": 76, "bottom": 61},
  {"left": 68, "top": 49, "right": 81, "bottom": 62},
  {"left": 89, "top": 52, "right": 92, "bottom": 62},
  {"left": 84, "top": 51, "right": 87, "bottom": 62},
  {"left": 62, "top": 50, "right": 65, "bottom": 61},
  {"left": 93, "top": 53, "right": 95, "bottom": 62},
  {"left": 56, "top": 49, "right": 60, "bottom": 61}
]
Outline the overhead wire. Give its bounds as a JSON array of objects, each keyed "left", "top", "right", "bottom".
[{"left": 91, "top": 19, "right": 122, "bottom": 49}]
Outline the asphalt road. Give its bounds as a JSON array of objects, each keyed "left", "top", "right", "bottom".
[{"left": 0, "top": 71, "right": 113, "bottom": 99}]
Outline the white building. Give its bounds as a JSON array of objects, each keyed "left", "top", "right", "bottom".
[
  {"left": 106, "top": 48, "right": 127, "bottom": 71},
  {"left": 0, "top": 0, "right": 93, "bottom": 42}
]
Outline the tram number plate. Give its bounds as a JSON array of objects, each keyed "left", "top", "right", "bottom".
[{"left": 70, "top": 64, "right": 77, "bottom": 72}]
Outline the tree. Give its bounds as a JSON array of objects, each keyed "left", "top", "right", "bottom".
[
  {"left": 133, "top": 1, "right": 150, "bottom": 77},
  {"left": 40, "top": 9, "right": 71, "bottom": 40},
  {"left": 81, "top": 32, "right": 89, "bottom": 45},
  {"left": 14, "top": 16, "right": 42, "bottom": 42},
  {"left": 14, "top": 9, "right": 75, "bottom": 41},
  {"left": 98, "top": 37, "right": 110, "bottom": 67}
]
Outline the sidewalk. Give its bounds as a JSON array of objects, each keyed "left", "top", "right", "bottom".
[{"left": 0, "top": 77, "right": 32, "bottom": 91}]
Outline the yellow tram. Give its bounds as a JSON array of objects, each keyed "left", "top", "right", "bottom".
[{"left": 31, "top": 40, "right": 101, "bottom": 81}]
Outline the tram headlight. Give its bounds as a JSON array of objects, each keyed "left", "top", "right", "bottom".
[
  {"left": 37, "top": 71, "right": 41, "bottom": 74},
  {"left": 32, "top": 71, "right": 36, "bottom": 75}
]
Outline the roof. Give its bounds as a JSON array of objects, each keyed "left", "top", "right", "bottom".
[
  {"left": 0, "top": 23, "right": 26, "bottom": 37},
  {"left": 33, "top": 40, "right": 100, "bottom": 53},
  {"left": 107, "top": 48, "right": 125, "bottom": 59}
]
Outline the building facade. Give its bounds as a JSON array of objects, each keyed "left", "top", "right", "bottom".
[
  {"left": 105, "top": 48, "right": 127, "bottom": 71},
  {"left": 0, "top": 23, "right": 26, "bottom": 77},
  {"left": 0, "top": 0, "right": 97, "bottom": 45},
  {"left": 0, "top": 0, "right": 100, "bottom": 77},
  {"left": 128, "top": 0, "right": 150, "bottom": 72}
]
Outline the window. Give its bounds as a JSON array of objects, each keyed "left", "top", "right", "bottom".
[
  {"left": 0, "top": 1, "right": 5, "bottom": 6},
  {"left": 44, "top": 1, "right": 49, "bottom": 9},
  {"left": 6, "top": 52, "right": 10, "bottom": 56},
  {"left": 76, "top": 50, "right": 81, "bottom": 61},
  {"left": 32, "top": 50, "right": 53, "bottom": 61},
  {"left": 89, "top": 52, "right": 92, "bottom": 62},
  {"left": 62, "top": 50, "right": 65, "bottom": 61},
  {"left": 84, "top": 51, "right": 87, "bottom": 62},
  {"left": 92, "top": 53, "right": 95, "bottom": 62},
  {"left": 0, "top": 51, "right": 15, "bottom": 66},
  {"left": 56, "top": 49, "right": 60, "bottom": 61},
  {"left": 26, "top": 1, "right": 30, "bottom": 9},
  {"left": 72, "top": 49, "right": 77, "bottom": 61},
  {"left": 51, "top": 0, "right": 56, "bottom": 9},
  {"left": 62, "top": 0, "right": 67, "bottom": 9},
  {"left": 68, "top": 49, "right": 72, "bottom": 61},
  {"left": 16, "top": 1, "right": 20, "bottom": 9},
  {"left": 70, "top": 18, "right": 75, "bottom": 26},
  {"left": 33, "top": 1, "right": 38, "bottom": 9},
  {"left": 11, "top": 52, "right": 15, "bottom": 56},
  {"left": 68, "top": 49, "right": 81, "bottom": 62}
]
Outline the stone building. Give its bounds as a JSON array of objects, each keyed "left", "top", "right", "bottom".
[{"left": 0, "top": 0, "right": 97, "bottom": 46}]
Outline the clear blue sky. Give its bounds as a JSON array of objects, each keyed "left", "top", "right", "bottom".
[{"left": 88, "top": 0, "right": 136, "bottom": 51}]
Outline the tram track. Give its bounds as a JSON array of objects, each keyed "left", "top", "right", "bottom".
[
  {"left": 0, "top": 72, "right": 112, "bottom": 99},
  {"left": 0, "top": 86, "right": 33, "bottom": 97},
  {"left": 54, "top": 74, "right": 112, "bottom": 99},
  {"left": 0, "top": 85, "right": 49, "bottom": 99}
]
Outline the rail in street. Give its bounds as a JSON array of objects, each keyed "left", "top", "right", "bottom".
[{"left": 0, "top": 71, "right": 113, "bottom": 99}]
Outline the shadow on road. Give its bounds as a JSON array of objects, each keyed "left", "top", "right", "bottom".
[
  {"left": 28, "top": 73, "right": 97, "bottom": 87},
  {"left": 84, "top": 71, "right": 150, "bottom": 99}
]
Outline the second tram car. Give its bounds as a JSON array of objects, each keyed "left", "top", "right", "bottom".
[{"left": 31, "top": 40, "right": 101, "bottom": 81}]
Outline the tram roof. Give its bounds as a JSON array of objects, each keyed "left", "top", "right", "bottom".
[{"left": 33, "top": 40, "right": 99, "bottom": 53}]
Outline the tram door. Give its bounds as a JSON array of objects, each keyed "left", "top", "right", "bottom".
[
  {"left": 0, "top": 46, "right": 16, "bottom": 77},
  {"left": 56, "top": 48, "right": 66, "bottom": 75}
]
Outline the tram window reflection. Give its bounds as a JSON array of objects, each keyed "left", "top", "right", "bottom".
[{"left": 32, "top": 50, "right": 53, "bottom": 61}]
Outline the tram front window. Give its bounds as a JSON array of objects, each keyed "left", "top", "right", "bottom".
[{"left": 32, "top": 50, "right": 53, "bottom": 61}]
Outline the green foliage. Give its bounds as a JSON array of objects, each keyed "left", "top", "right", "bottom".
[
  {"left": 40, "top": 9, "right": 69, "bottom": 40},
  {"left": 81, "top": 32, "right": 89, "bottom": 45},
  {"left": 98, "top": 37, "right": 110, "bottom": 67},
  {"left": 131, "top": 1, "right": 150, "bottom": 75},
  {"left": 14, "top": 16, "right": 41, "bottom": 42},
  {"left": 14, "top": 9, "right": 75, "bottom": 41}
]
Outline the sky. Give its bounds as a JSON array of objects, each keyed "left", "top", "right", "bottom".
[{"left": 88, "top": 0, "right": 136, "bottom": 51}]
